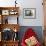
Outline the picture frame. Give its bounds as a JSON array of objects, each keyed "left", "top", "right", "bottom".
[
  {"left": 2, "top": 10, "right": 9, "bottom": 15},
  {"left": 9, "top": 10, "right": 18, "bottom": 15},
  {"left": 23, "top": 8, "right": 36, "bottom": 19}
]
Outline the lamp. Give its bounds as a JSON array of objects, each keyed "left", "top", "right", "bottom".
[
  {"left": 14, "top": 28, "right": 17, "bottom": 32},
  {"left": 15, "top": 0, "right": 17, "bottom": 7}
]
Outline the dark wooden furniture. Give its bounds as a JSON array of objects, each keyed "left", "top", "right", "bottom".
[
  {"left": 0, "top": 7, "right": 19, "bottom": 24},
  {"left": 2, "top": 40, "right": 19, "bottom": 46},
  {"left": 0, "top": 7, "right": 19, "bottom": 46},
  {"left": 0, "top": 41, "right": 2, "bottom": 46}
]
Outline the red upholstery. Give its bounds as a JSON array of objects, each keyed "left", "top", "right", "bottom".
[{"left": 21, "top": 28, "right": 41, "bottom": 46}]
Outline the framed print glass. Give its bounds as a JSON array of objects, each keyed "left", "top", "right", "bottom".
[
  {"left": 9, "top": 9, "right": 18, "bottom": 15},
  {"left": 2, "top": 10, "right": 9, "bottom": 15},
  {"left": 23, "top": 8, "right": 36, "bottom": 19}
]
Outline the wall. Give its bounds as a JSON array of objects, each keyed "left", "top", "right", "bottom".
[
  {"left": 43, "top": 0, "right": 46, "bottom": 27},
  {"left": 18, "top": 0, "right": 44, "bottom": 26},
  {"left": 43, "top": 0, "right": 46, "bottom": 45},
  {"left": 0, "top": 0, "right": 44, "bottom": 26}
]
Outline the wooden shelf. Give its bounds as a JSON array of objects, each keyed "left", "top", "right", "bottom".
[
  {"left": 2, "top": 40, "right": 19, "bottom": 42},
  {"left": 0, "top": 7, "right": 19, "bottom": 16},
  {"left": 0, "top": 24, "right": 20, "bottom": 32},
  {"left": 0, "top": 40, "right": 19, "bottom": 46},
  {"left": 0, "top": 7, "right": 20, "bottom": 46}
]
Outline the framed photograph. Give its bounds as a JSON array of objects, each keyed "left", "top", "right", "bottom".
[
  {"left": 23, "top": 8, "right": 36, "bottom": 19},
  {"left": 9, "top": 10, "right": 18, "bottom": 15},
  {"left": 2, "top": 10, "right": 9, "bottom": 15}
]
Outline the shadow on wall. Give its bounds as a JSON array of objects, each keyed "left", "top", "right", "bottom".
[{"left": 18, "top": 26, "right": 44, "bottom": 44}]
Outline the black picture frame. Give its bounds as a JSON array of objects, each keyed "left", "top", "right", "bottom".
[{"left": 23, "top": 8, "right": 36, "bottom": 19}]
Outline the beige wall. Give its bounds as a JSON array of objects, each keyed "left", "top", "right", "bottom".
[
  {"left": 44, "top": 0, "right": 46, "bottom": 27},
  {"left": 43, "top": 0, "right": 46, "bottom": 46}
]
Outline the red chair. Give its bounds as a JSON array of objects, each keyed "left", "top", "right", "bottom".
[{"left": 21, "top": 28, "right": 41, "bottom": 46}]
